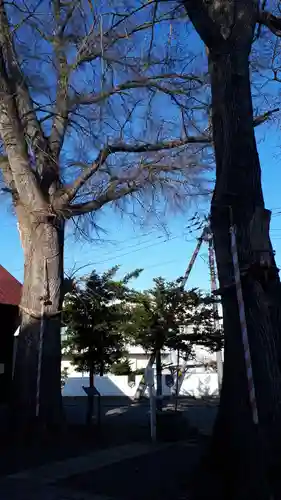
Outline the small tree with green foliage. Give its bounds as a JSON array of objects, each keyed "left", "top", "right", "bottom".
[
  {"left": 126, "top": 278, "right": 223, "bottom": 407},
  {"left": 111, "top": 359, "right": 133, "bottom": 376},
  {"left": 63, "top": 266, "right": 141, "bottom": 423}
]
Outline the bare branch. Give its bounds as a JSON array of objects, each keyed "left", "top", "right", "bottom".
[
  {"left": 0, "top": 0, "right": 48, "bottom": 169},
  {"left": 64, "top": 141, "right": 211, "bottom": 218},
  {"left": 0, "top": 0, "right": 212, "bottom": 231},
  {"left": 107, "top": 137, "right": 211, "bottom": 153},
  {"left": 56, "top": 1, "right": 79, "bottom": 37},
  {"left": 0, "top": 49, "right": 45, "bottom": 209},
  {"left": 258, "top": 11, "right": 281, "bottom": 37},
  {"left": 61, "top": 135, "right": 211, "bottom": 205},
  {"left": 256, "top": 0, "right": 268, "bottom": 39},
  {"left": 73, "top": 3, "right": 167, "bottom": 68},
  {"left": 183, "top": 0, "right": 224, "bottom": 49},
  {"left": 49, "top": 2, "right": 71, "bottom": 161},
  {"left": 67, "top": 183, "right": 138, "bottom": 216},
  {"left": 71, "top": 73, "right": 204, "bottom": 107},
  {"left": 253, "top": 107, "right": 279, "bottom": 126},
  {"left": 62, "top": 148, "right": 111, "bottom": 203}
]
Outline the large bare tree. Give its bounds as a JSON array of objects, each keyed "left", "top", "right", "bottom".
[
  {"left": 183, "top": 1, "right": 281, "bottom": 498},
  {"left": 0, "top": 1, "right": 212, "bottom": 428}
]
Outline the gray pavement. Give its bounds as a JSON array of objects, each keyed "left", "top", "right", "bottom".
[
  {"left": 0, "top": 479, "right": 110, "bottom": 499},
  {"left": 56, "top": 440, "right": 203, "bottom": 500},
  {"left": 0, "top": 398, "right": 217, "bottom": 499},
  {"left": 0, "top": 441, "right": 201, "bottom": 500},
  {"left": 63, "top": 396, "right": 218, "bottom": 436},
  {"left": 8, "top": 442, "right": 172, "bottom": 484}
]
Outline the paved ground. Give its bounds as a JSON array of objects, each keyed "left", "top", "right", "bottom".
[
  {"left": 64, "top": 397, "right": 218, "bottom": 436},
  {"left": 0, "top": 439, "right": 207, "bottom": 500},
  {"left": 0, "top": 398, "right": 217, "bottom": 499},
  {"left": 56, "top": 441, "right": 205, "bottom": 500}
]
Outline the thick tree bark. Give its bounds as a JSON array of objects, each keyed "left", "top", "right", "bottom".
[
  {"left": 184, "top": 0, "right": 281, "bottom": 500},
  {"left": 205, "top": 41, "right": 281, "bottom": 500},
  {"left": 11, "top": 209, "right": 64, "bottom": 432},
  {"left": 183, "top": 2, "right": 281, "bottom": 498}
]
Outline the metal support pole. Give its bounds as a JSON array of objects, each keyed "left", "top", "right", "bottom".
[
  {"left": 146, "top": 366, "right": 156, "bottom": 442},
  {"left": 175, "top": 349, "right": 180, "bottom": 412},
  {"left": 149, "top": 383, "right": 156, "bottom": 442},
  {"left": 230, "top": 225, "right": 258, "bottom": 424},
  {"left": 208, "top": 234, "right": 223, "bottom": 391}
]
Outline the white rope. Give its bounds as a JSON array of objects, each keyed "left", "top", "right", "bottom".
[
  {"left": 230, "top": 225, "right": 258, "bottom": 425},
  {"left": 35, "top": 259, "right": 47, "bottom": 418}
]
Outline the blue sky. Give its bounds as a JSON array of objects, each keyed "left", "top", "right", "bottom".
[
  {"left": 1, "top": 123, "right": 281, "bottom": 293},
  {"left": 1, "top": 4, "right": 281, "bottom": 293}
]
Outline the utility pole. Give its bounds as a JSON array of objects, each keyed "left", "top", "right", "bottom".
[
  {"left": 134, "top": 227, "right": 208, "bottom": 401},
  {"left": 145, "top": 365, "right": 156, "bottom": 442},
  {"left": 134, "top": 224, "right": 224, "bottom": 402},
  {"left": 181, "top": 227, "right": 208, "bottom": 288},
  {"left": 173, "top": 223, "right": 224, "bottom": 396}
]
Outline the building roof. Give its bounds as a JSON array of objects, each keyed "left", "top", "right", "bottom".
[{"left": 0, "top": 265, "right": 22, "bottom": 306}]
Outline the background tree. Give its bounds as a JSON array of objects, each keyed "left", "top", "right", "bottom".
[
  {"left": 63, "top": 266, "right": 141, "bottom": 423},
  {"left": 110, "top": 358, "right": 133, "bottom": 376},
  {"left": 0, "top": 0, "right": 278, "bottom": 431},
  {"left": 183, "top": 1, "right": 281, "bottom": 498},
  {"left": 126, "top": 278, "right": 222, "bottom": 409},
  {"left": 63, "top": 266, "right": 141, "bottom": 377},
  {"left": 0, "top": 0, "right": 212, "bottom": 428}
]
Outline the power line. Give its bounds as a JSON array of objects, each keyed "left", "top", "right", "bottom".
[
  {"left": 79, "top": 232, "right": 195, "bottom": 270},
  {"left": 143, "top": 258, "right": 184, "bottom": 272},
  {"left": 87, "top": 229, "right": 158, "bottom": 251},
  {"left": 69, "top": 228, "right": 173, "bottom": 261},
  {"left": 86, "top": 233, "right": 170, "bottom": 259}
]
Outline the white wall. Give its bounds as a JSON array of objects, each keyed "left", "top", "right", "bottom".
[
  {"left": 62, "top": 370, "right": 219, "bottom": 398},
  {"left": 62, "top": 373, "right": 144, "bottom": 397},
  {"left": 62, "top": 342, "right": 221, "bottom": 398}
]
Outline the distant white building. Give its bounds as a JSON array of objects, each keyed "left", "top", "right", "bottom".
[{"left": 61, "top": 326, "right": 222, "bottom": 398}]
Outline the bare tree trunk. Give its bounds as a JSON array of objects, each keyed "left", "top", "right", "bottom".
[
  {"left": 182, "top": 2, "right": 281, "bottom": 497},
  {"left": 11, "top": 210, "right": 64, "bottom": 433},
  {"left": 207, "top": 47, "right": 281, "bottom": 499}
]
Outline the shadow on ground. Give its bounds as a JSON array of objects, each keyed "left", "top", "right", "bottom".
[
  {"left": 56, "top": 440, "right": 209, "bottom": 500},
  {"left": 0, "top": 397, "right": 218, "bottom": 478}
]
